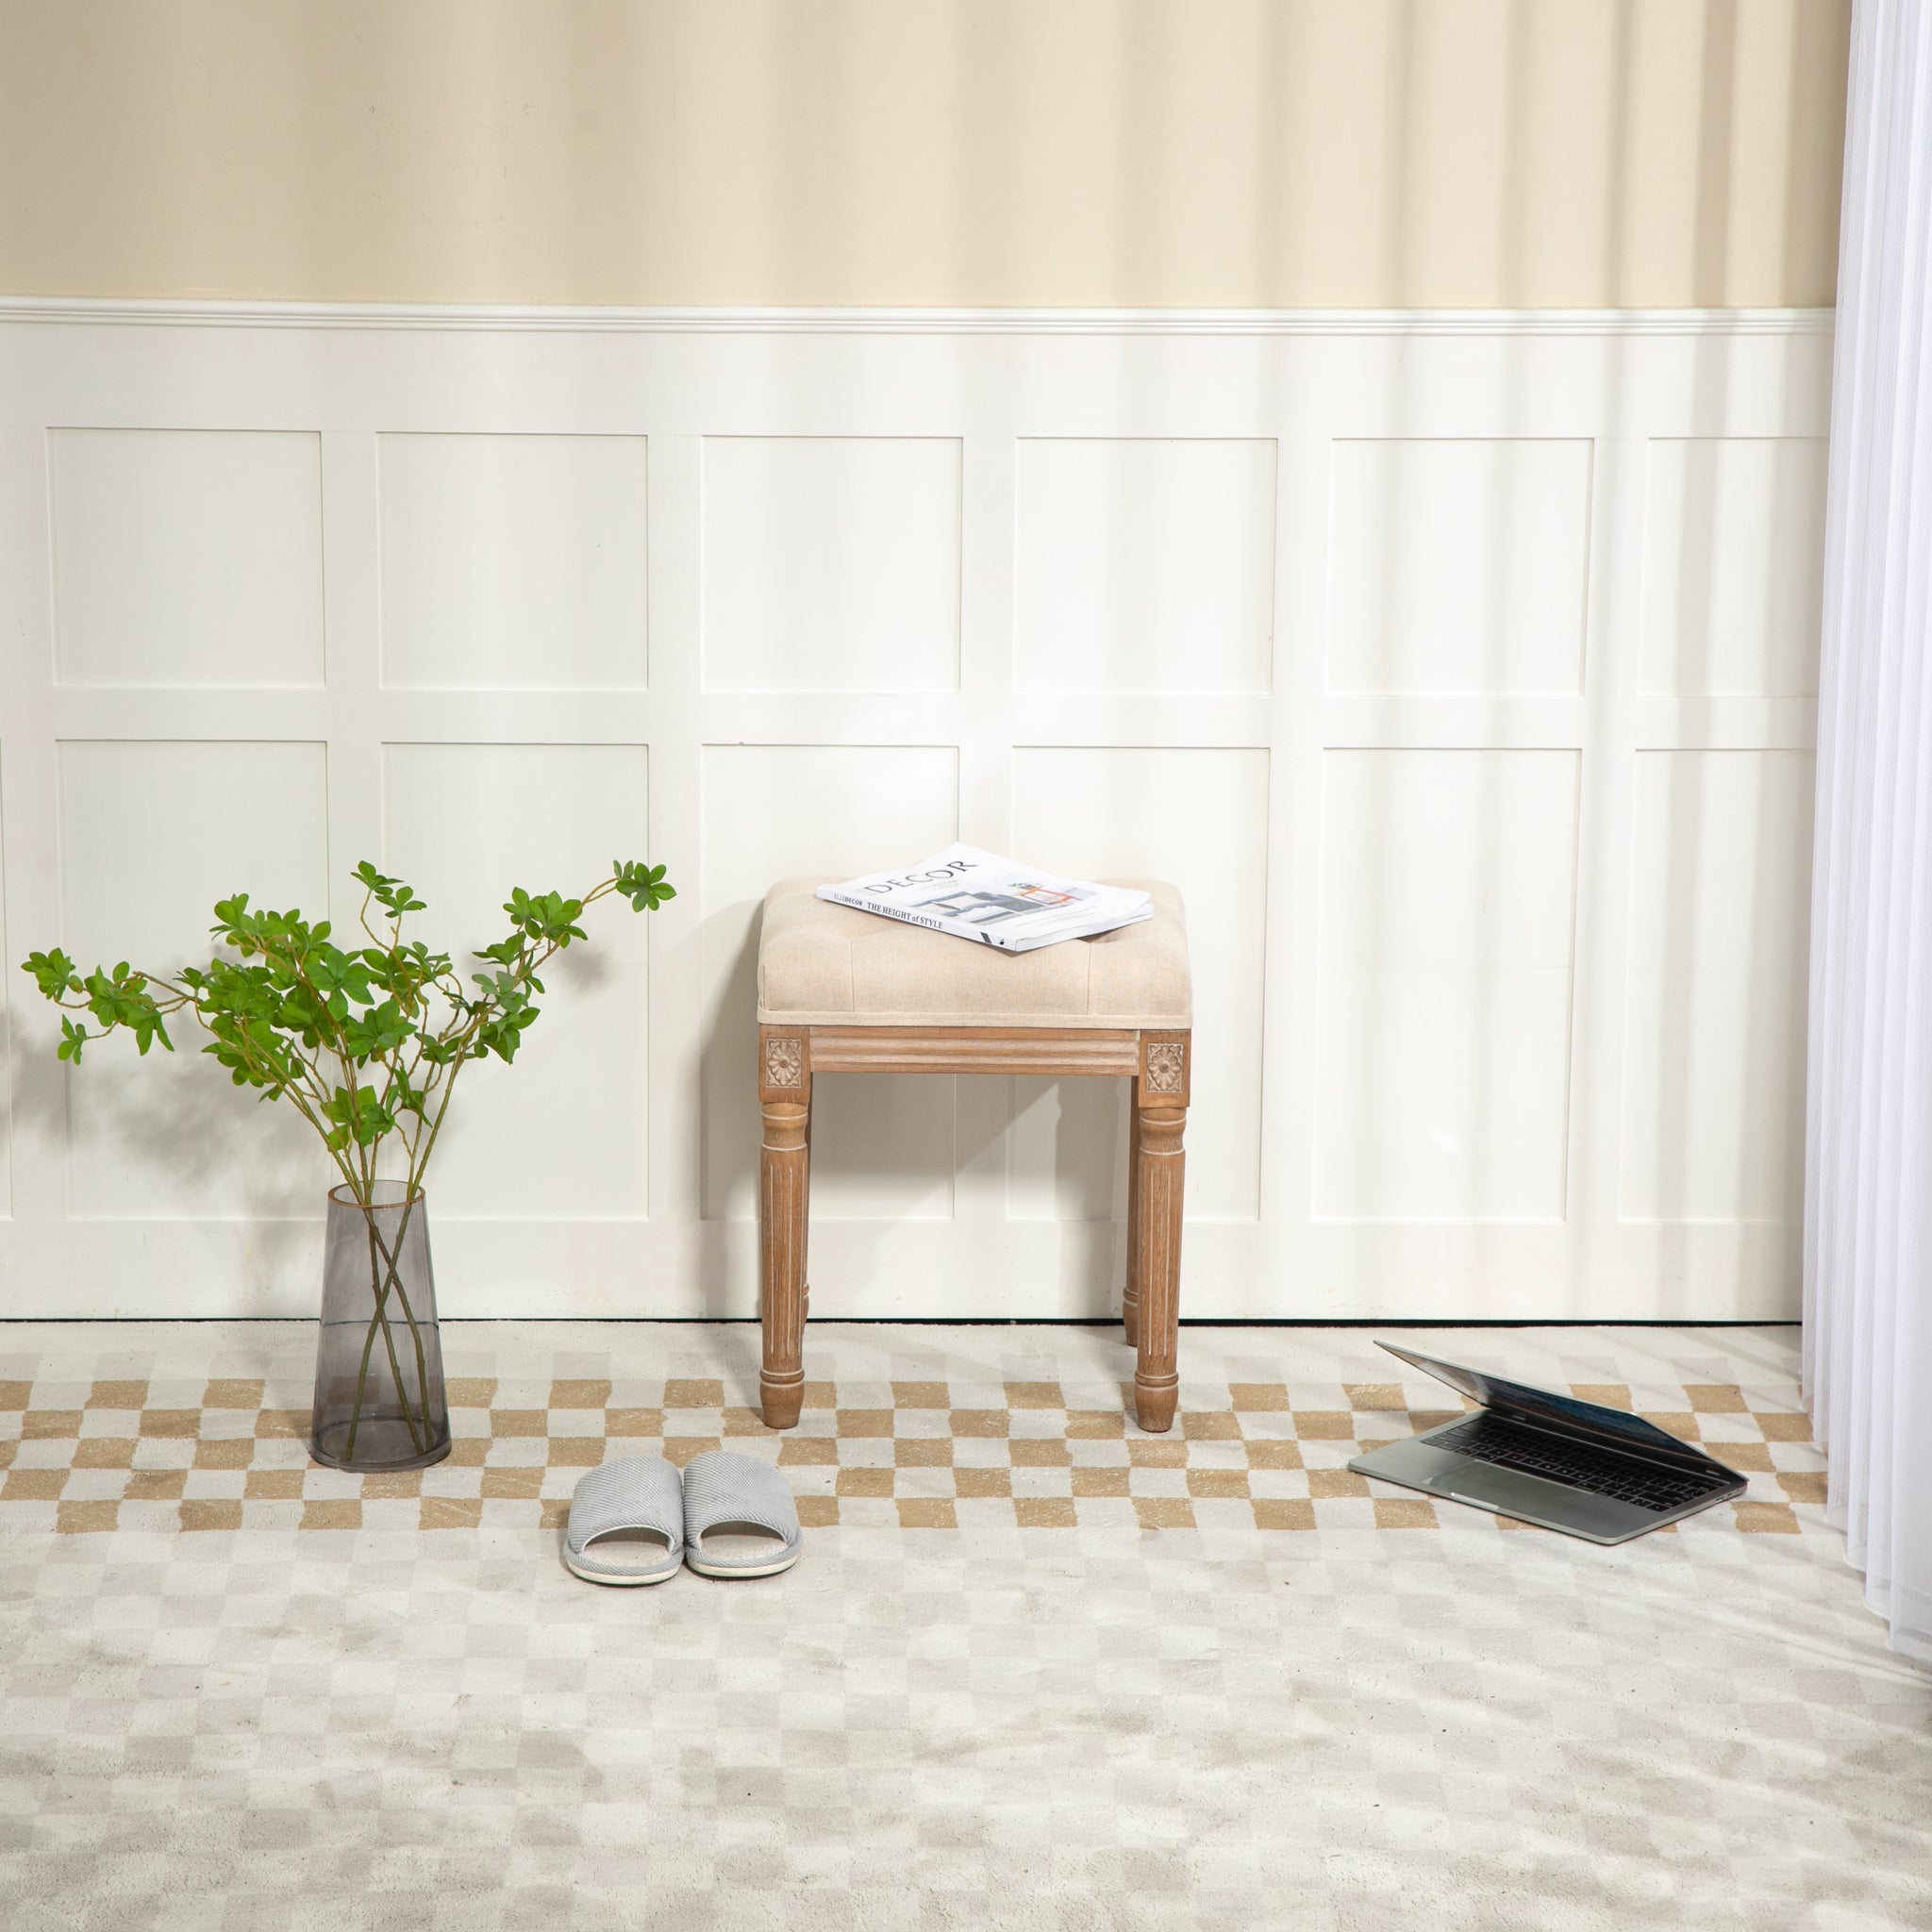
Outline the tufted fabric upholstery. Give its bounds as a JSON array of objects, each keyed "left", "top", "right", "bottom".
[{"left": 756, "top": 877, "right": 1191, "bottom": 1029}]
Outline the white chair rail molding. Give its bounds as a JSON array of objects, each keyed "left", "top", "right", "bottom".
[{"left": 0, "top": 298, "right": 1829, "bottom": 1325}]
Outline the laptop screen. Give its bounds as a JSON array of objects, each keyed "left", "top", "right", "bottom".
[{"left": 1377, "top": 1343, "right": 1715, "bottom": 1463}]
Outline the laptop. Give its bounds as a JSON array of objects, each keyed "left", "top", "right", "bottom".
[{"left": 1346, "top": 1342, "right": 1747, "bottom": 1543}]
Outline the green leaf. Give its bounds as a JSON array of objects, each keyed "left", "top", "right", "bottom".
[
  {"left": 613, "top": 858, "right": 676, "bottom": 911},
  {"left": 354, "top": 859, "right": 427, "bottom": 919},
  {"left": 22, "top": 948, "right": 80, "bottom": 1001}
]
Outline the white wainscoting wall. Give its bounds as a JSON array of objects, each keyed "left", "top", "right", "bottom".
[{"left": 0, "top": 302, "right": 1830, "bottom": 1321}]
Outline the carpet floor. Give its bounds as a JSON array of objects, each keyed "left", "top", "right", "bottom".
[{"left": 1, "top": 1321, "right": 1925, "bottom": 1930}]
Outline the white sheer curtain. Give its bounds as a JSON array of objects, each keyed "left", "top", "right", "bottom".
[{"left": 1805, "top": 0, "right": 1932, "bottom": 1663}]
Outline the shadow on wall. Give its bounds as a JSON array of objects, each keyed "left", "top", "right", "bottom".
[
  {"left": 8, "top": 1009, "right": 322, "bottom": 1300},
  {"left": 0, "top": 1, "right": 1849, "bottom": 308},
  {"left": 659, "top": 1, "right": 1840, "bottom": 1313},
  {"left": 0, "top": 1, "right": 1845, "bottom": 1327},
  {"left": 695, "top": 902, "right": 1125, "bottom": 1318},
  {"left": 1318, "top": 0, "right": 1830, "bottom": 1318}
]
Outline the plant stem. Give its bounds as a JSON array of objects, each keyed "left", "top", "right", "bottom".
[
  {"left": 341, "top": 1203, "right": 427, "bottom": 1460},
  {"left": 367, "top": 1201, "right": 433, "bottom": 1428}
]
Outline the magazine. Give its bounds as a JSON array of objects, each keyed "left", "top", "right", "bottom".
[{"left": 817, "top": 845, "right": 1152, "bottom": 953}]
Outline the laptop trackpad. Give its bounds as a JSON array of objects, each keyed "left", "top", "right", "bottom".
[
  {"left": 1350, "top": 1437, "right": 1643, "bottom": 1539},
  {"left": 1351, "top": 1424, "right": 1683, "bottom": 1543},
  {"left": 1441, "top": 1462, "right": 1643, "bottom": 1539},
  {"left": 1447, "top": 1465, "right": 1574, "bottom": 1515}
]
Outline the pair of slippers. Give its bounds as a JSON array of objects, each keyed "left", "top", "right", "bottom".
[{"left": 564, "top": 1449, "right": 802, "bottom": 1586}]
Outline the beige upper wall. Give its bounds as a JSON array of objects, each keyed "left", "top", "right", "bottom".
[{"left": 0, "top": 0, "right": 1849, "bottom": 309}]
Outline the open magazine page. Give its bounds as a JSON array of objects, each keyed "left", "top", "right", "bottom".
[{"left": 817, "top": 844, "right": 1151, "bottom": 952}]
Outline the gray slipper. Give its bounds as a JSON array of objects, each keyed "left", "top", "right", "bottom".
[
  {"left": 565, "top": 1456, "right": 685, "bottom": 1586},
  {"left": 682, "top": 1450, "right": 803, "bottom": 1578}
]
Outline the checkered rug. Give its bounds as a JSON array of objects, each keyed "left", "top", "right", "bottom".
[
  {"left": 3, "top": 1340, "right": 1824, "bottom": 1540},
  {"left": 4, "top": 1321, "right": 1925, "bottom": 1932}
]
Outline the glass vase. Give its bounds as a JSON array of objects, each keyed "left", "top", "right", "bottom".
[{"left": 310, "top": 1181, "right": 451, "bottom": 1472}]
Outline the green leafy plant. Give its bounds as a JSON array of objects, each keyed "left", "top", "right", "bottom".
[{"left": 21, "top": 858, "right": 675, "bottom": 1457}]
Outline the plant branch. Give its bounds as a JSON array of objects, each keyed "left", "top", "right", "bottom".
[{"left": 21, "top": 857, "right": 675, "bottom": 1456}]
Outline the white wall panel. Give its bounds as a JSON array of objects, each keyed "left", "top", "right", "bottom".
[
  {"left": 1315, "top": 750, "right": 1579, "bottom": 1222},
  {"left": 1008, "top": 747, "right": 1270, "bottom": 1221},
  {"left": 1621, "top": 751, "right": 1813, "bottom": 1222},
  {"left": 380, "top": 742, "right": 651, "bottom": 1218},
  {"left": 1327, "top": 439, "right": 1592, "bottom": 695},
  {"left": 0, "top": 777, "right": 10, "bottom": 1218},
  {"left": 380, "top": 433, "right": 647, "bottom": 691},
  {"left": 1641, "top": 438, "right": 1827, "bottom": 696},
  {"left": 702, "top": 437, "right": 960, "bottom": 692},
  {"left": 0, "top": 304, "right": 1831, "bottom": 1319},
  {"left": 56, "top": 740, "right": 331, "bottom": 1218},
  {"left": 50, "top": 428, "right": 323, "bottom": 688},
  {"left": 1015, "top": 440, "right": 1276, "bottom": 692},
  {"left": 700, "top": 743, "right": 959, "bottom": 1224}
]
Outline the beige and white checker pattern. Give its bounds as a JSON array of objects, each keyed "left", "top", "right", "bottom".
[
  {"left": 3, "top": 1321, "right": 1927, "bottom": 1932},
  {"left": 2, "top": 1348, "right": 1824, "bottom": 1541}
]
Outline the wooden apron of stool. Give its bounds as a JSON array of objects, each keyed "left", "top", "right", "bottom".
[{"left": 757, "top": 1023, "right": 1189, "bottom": 1434}]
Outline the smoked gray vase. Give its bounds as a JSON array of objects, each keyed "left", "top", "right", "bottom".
[{"left": 309, "top": 1181, "right": 451, "bottom": 1472}]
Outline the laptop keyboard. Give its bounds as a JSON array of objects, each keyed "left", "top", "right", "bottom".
[{"left": 1428, "top": 1413, "right": 1730, "bottom": 1512}]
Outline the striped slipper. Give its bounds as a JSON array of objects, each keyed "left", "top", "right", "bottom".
[
  {"left": 564, "top": 1455, "right": 685, "bottom": 1586},
  {"left": 681, "top": 1450, "right": 803, "bottom": 1579}
]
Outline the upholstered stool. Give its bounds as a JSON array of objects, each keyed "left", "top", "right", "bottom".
[{"left": 755, "top": 877, "right": 1191, "bottom": 1433}]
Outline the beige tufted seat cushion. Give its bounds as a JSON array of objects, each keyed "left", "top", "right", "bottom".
[{"left": 757, "top": 877, "right": 1191, "bottom": 1029}]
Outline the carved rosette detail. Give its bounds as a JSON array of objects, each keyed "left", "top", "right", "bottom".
[
  {"left": 763, "top": 1038, "right": 805, "bottom": 1090},
  {"left": 1144, "top": 1041, "right": 1186, "bottom": 1093}
]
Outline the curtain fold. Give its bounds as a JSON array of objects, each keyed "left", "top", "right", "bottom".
[{"left": 1804, "top": 0, "right": 1932, "bottom": 1663}]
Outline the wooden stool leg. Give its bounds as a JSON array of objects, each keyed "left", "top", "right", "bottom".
[
  {"left": 759, "top": 1097, "right": 809, "bottom": 1428},
  {"left": 1131, "top": 1099, "right": 1185, "bottom": 1433},
  {"left": 1123, "top": 1104, "right": 1144, "bottom": 1347}
]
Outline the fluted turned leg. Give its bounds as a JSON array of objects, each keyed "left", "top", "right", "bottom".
[
  {"left": 1124, "top": 1105, "right": 1144, "bottom": 1347},
  {"left": 801, "top": 1102, "right": 812, "bottom": 1328},
  {"left": 1131, "top": 1100, "right": 1185, "bottom": 1433},
  {"left": 759, "top": 1097, "right": 809, "bottom": 1428}
]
